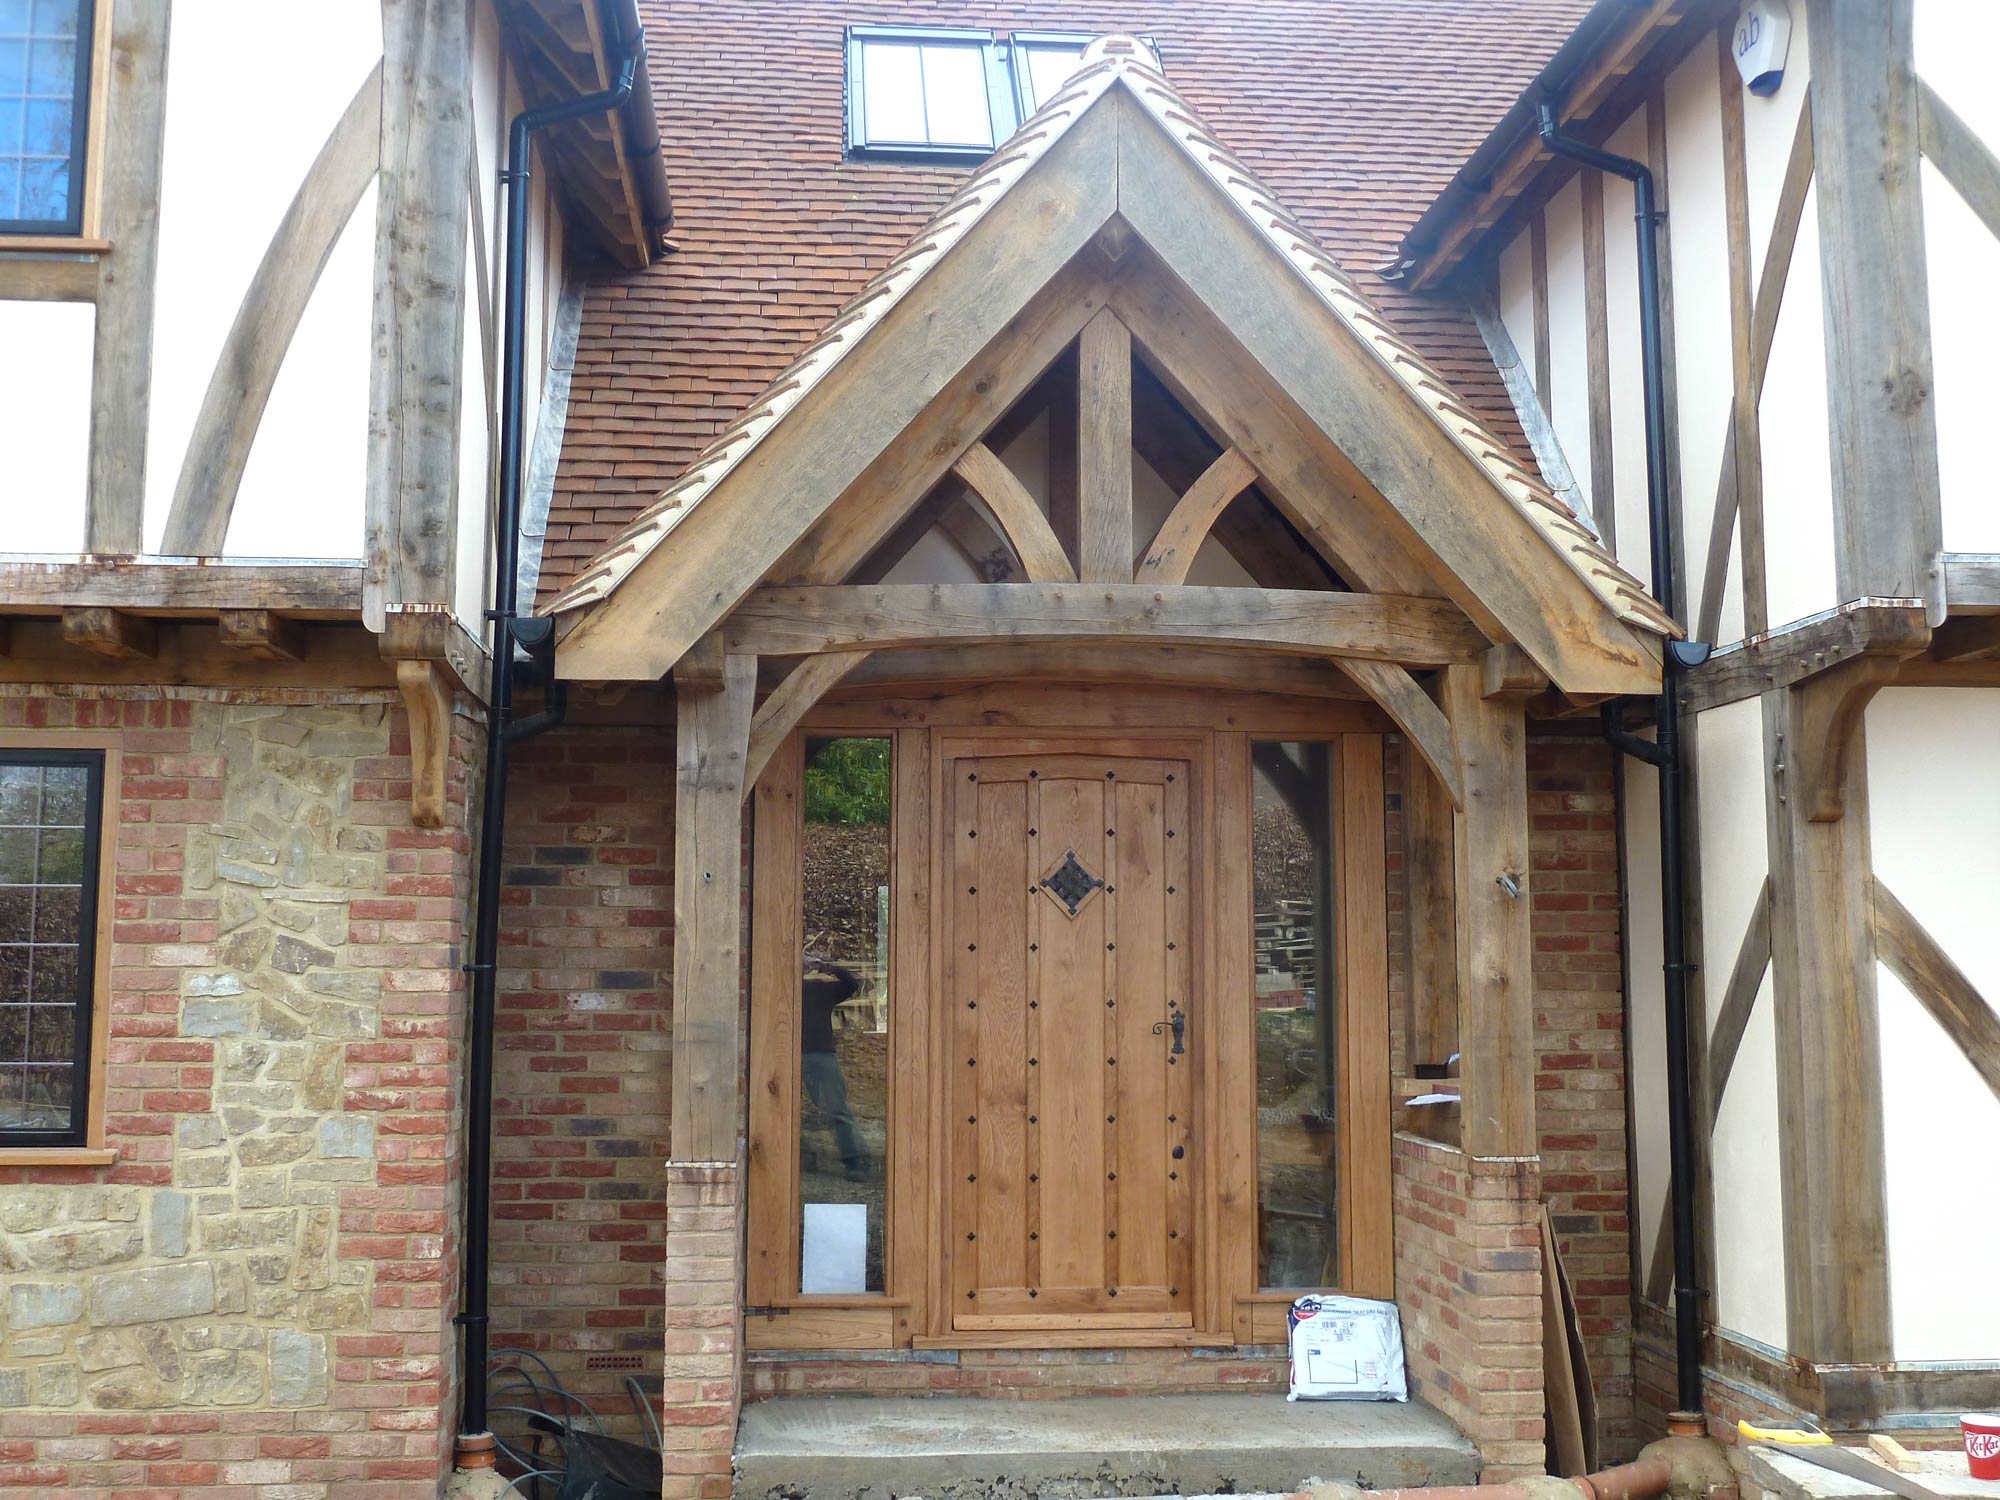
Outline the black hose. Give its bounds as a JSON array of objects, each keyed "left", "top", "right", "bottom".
[
  {"left": 457, "top": 43, "right": 640, "bottom": 1449},
  {"left": 1536, "top": 100, "right": 1708, "bottom": 1419}
]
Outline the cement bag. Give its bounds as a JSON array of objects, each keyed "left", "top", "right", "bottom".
[{"left": 1286, "top": 1294, "right": 1407, "bottom": 1401}]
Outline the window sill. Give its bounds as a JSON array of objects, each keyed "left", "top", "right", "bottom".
[
  {"left": 0, "top": 1146, "right": 118, "bottom": 1167},
  {"left": 0, "top": 236, "right": 112, "bottom": 255}
]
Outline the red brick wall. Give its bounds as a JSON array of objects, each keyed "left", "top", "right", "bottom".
[
  {"left": 1528, "top": 728, "right": 1635, "bottom": 1461},
  {"left": 0, "top": 689, "right": 475, "bottom": 1500},
  {"left": 491, "top": 725, "right": 675, "bottom": 1439}
]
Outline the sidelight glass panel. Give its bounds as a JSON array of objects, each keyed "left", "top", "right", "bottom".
[
  {"left": 1251, "top": 741, "right": 1338, "bottom": 1289},
  {"left": 797, "top": 736, "right": 891, "bottom": 1294}
]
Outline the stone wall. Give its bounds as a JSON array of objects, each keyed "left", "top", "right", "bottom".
[
  {"left": 0, "top": 688, "right": 476, "bottom": 1498},
  {"left": 1392, "top": 1132, "right": 1545, "bottom": 1479}
]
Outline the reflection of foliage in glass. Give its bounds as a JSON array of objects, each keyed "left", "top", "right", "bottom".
[{"left": 805, "top": 738, "right": 891, "bottom": 826}]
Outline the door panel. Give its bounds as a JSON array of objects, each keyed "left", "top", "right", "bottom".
[{"left": 946, "top": 751, "right": 1196, "bottom": 1331}]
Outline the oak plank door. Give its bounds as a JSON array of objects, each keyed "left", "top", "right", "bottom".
[{"left": 946, "top": 751, "right": 1197, "bottom": 1331}]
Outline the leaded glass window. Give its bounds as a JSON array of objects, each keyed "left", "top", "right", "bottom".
[
  {"left": 0, "top": 749, "right": 102, "bottom": 1144},
  {"left": 0, "top": 0, "right": 94, "bottom": 236}
]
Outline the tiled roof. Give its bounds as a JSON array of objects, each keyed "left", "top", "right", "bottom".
[
  {"left": 540, "top": 36, "right": 1675, "bottom": 641},
  {"left": 540, "top": 0, "right": 1598, "bottom": 604}
]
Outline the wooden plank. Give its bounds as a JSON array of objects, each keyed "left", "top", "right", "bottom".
[
  {"left": 1136, "top": 447, "right": 1258, "bottom": 586},
  {"left": 1335, "top": 735, "right": 1392, "bottom": 1298},
  {"left": 744, "top": 1306, "right": 898, "bottom": 1351},
  {"left": 1762, "top": 679, "right": 1891, "bottom": 1362},
  {"left": 1581, "top": 171, "right": 1616, "bottom": 553},
  {"left": 1718, "top": 25, "right": 1768, "bottom": 637},
  {"left": 742, "top": 651, "right": 871, "bottom": 797},
  {"left": 746, "top": 735, "right": 801, "bottom": 1307},
  {"left": 1077, "top": 308, "right": 1134, "bottom": 583},
  {"left": 1918, "top": 80, "right": 2000, "bottom": 245},
  {"left": 1543, "top": 1205, "right": 1588, "bottom": 1478},
  {"left": 162, "top": 62, "right": 382, "bottom": 557},
  {"left": 216, "top": 609, "right": 305, "bottom": 662},
  {"left": 1339, "top": 660, "right": 1463, "bottom": 810},
  {"left": 725, "top": 584, "right": 1488, "bottom": 666},
  {"left": 1404, "top": 741, "right": 1459, "bottom": 1072},
  {"left": 1530, "top": 215, "right": 1553, "bottom": 417},
  {"left": 838, "top": 644, "right": 1368, "bottom": 700},
  {"left": 0, "top": 559, "right": 363, "bottom": 613},
  {"left": 888, "top": 727, "right": 931, "bottom": 1344},
  {"left": 60, "top": 607, "right": 156, "bottom": 660},
  {"left": 366, "top": 0, "right": 472, "bottom": 628},
  {"left": 1678, "top": 601, "right": 1931, "bottom": 715},
  {"left": 1872, "top": 879, "right": 2000, "bottom": 1101},
  {"left": 393, "top": 658, "right": 450, "bottom": 829},
  {"left": 1808, "top": 0, "right": 1944, "bottom": 611},
  {"left": 1441, "top": 665, "right": 1534, "bottom": 1156},
  {"left": 1211, "top": 732, "right": 1258, "bottom": 1339},
  {"left": 0, "top": 253, "right": 98, "bottom": 302},
  {"left": 1944, "top": 554, "right": 2000, "bottom": 610},
  {"left": 559, "top": 103, "right": 1124, "bottom": 678},
  {"left": 670, "top": 652, "right": 757, "bottom": 1163},
  {"left": 84, "top": 0, "right": 172, "bottom": 553},
  {"left": 951, "top": 442, "right": 1075, "bottom": 584}
]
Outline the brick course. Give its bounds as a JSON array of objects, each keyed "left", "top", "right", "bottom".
[{"left": 0, "top": 688, "right": 476, "bottom": 1500}]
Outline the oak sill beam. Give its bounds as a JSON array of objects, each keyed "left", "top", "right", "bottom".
[{"left": 1678, "top": 600, "right": 1931, "bottom": 715}]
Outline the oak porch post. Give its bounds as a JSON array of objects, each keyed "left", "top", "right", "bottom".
[
  {"left": 663, "top": 644, "right": 756, "bottom": 1500},
  {"left": 1441, "top": 664, "right": 1535, "bottom": 1158}
]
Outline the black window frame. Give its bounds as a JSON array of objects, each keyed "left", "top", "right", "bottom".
[
  {"left": 0, "top": 746, "right": 106, "bottom": 1148},
  {"left": 0, "top": 0, "right": 98, "bottom": 238},
  {"left": 844, "top": 24, "right": 1014, "bottom": 162}
]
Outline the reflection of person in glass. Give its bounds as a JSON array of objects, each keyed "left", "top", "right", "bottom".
[{"left": 802, "top": 955, "right": 871, "bottom": 1180}]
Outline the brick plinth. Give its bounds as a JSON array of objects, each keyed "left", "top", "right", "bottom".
[
  {"left": 1392, "top": 1133, "right": 1545, "bottom": 1479},
  {"left": 661, "top": 1162, "right": 745, "bottom": 1500}
]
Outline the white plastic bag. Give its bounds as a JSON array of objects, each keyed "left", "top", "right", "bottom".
[{"left": 1286, "top": 1294, "right": 1408, "bottom": 1401}]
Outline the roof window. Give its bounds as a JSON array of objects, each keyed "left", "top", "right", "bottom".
[{"left": 845, "top": 27, "right": 1162, "bottom": 160}]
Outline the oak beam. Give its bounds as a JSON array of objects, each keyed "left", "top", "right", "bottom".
[
  {"left": 1679, "top": 601, "right": 1930, "bottom": 715},
  {"left": 723, "top": 584, "right": 1488, "bottom": 666},
  {"left": 84, "top": 0, "right": 172, "bottom": 554},
  {"left": 1918, "top": 81, "right": 2000, "bottom": 247},
  {"left": 1136, "top": 447, "right": 1258, "bottom": 586},
  {"left": 1763, "top": 676, "right": 1891, "bottom": 1363},
  {"left": 1872, "top": 878, "right": 2000, "bottom": 1101},
  {"left": 1341, "top": 660, "right": 1463, "bottom": 811},
  {"left": 837, "top": 643, "right": 1370, "bottom": 701},
  {"left": 0, "top": 559, "right": 363, "bottom": 613},
  {"left": 1403, "top": 738, "right": 1459, "bottom": 1072},
  {"left": 394, "top": 658, "right": 451, "bottom": 828},
  {"left": 1076, "top": 308, "right": 1134, "bottom": 583},
  {"left": 1442, "top": 664, "right": 1534, "bottom": 1156},
  {"left": 951, "top": 442, "right": 1074, "bottom": 583},
  {"left": 1808, "top": 0, "right": 1943, "bottom": 612},
  {"left": 60, "top": 607, "right": 157, "bottom": 660},
  {"left": 671, "top": 651, "right": 757, "bottom": 1163},
  {"left": 1718, "top": 27, "right": 1768, "bottom": 637},
  {"left": 217, "top": 609, "right": 306, "bottom": 661},
  {"left": 742, "top": 650, "right": 871, "bottom": 797}
]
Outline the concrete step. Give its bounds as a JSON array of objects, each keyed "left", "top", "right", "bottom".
[{"left": 734, "top": 1391, "right": 1480, "bottom": 1500}]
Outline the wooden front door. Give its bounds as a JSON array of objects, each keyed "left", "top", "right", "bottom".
[{"left": 944, "top": 747, "right": 1199, "bottom": 1332}]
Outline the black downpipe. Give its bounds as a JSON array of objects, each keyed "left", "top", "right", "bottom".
[
  {"left": 1536, "top": 101, "right": 1711, "bottom": 1419},
  {"left": 456, "top": 43, "right": 640, "bottom": 1451}
]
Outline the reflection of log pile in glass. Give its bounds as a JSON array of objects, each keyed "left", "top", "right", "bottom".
[
  {"left": 798, "top": 738, "right": 892, "bottom": 1294},
  {"left": 1251, "top": 743, "right": 1338, "bottom": 1291}
]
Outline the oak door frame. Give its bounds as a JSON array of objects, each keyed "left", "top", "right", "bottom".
[{"left": 745, "top": 688, "right": 1394, "bottom": 1353}]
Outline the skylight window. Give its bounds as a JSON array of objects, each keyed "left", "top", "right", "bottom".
[{"left": 845, "top": 28, "right": 1164, "bottom": 159}]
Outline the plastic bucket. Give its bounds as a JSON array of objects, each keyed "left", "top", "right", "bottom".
[{"left": 1964, "top": 1412, "right": 2000, "bottom": 1480}]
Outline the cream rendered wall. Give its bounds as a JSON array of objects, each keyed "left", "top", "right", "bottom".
[
  {"left": 1497, "top": 231, "right": 1537, "bottom": 396},
  {"left": 1866, "top": 688, "right": 2000, "bottom": 1361},
  {"left": 1663, "top": 42, "right": 1743, "bottom": 643},
  {"left": 0, "top": 301, "right": 94, "bottom": 552},
  {"left": 1543, "top": 176, "right": 1593, "bottom": 521},
  {"left": 142, "top": 2, "right": 382, "bottom": 559},
  {"left": 1692, "top": 696, "right": 1785, "bottom": 1350},
  {"left": 1601, "top": 111, "right": 1650, "bottom": 596}
]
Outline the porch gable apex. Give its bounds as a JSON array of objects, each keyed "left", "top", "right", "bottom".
[{"left": 546, "top": 38, "right": 1671, "bottom": 695}]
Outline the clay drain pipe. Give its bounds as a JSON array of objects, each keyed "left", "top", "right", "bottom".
[{"left": 1352, "top": 1455, "right": 1674, "bottom": 1500}]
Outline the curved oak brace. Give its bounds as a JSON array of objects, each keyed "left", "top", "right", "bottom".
[
  {"left": 951, "top": 442, "right": 1075, "bottom": 583},
  {"left": 395, "top": 658, "right": 450, "bottom": 829},
  {"left": 1792, "top": 650, "right": 1917, "bottom": 823},
  {"left": 1340, "top": 659, "right": 1462, "bottom": 811},
  {"left": 161, "top": 61, "right": 384, "bottom": 556},
  {"left": 742, "top": 650, "right": 871, "bottom": 798},
  {"left": 1136, "top": 446, "right": 1258, "bottom": 585},
  {"left": 1872, "top": 876, "right": 2000, "bottom": 1101}
]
